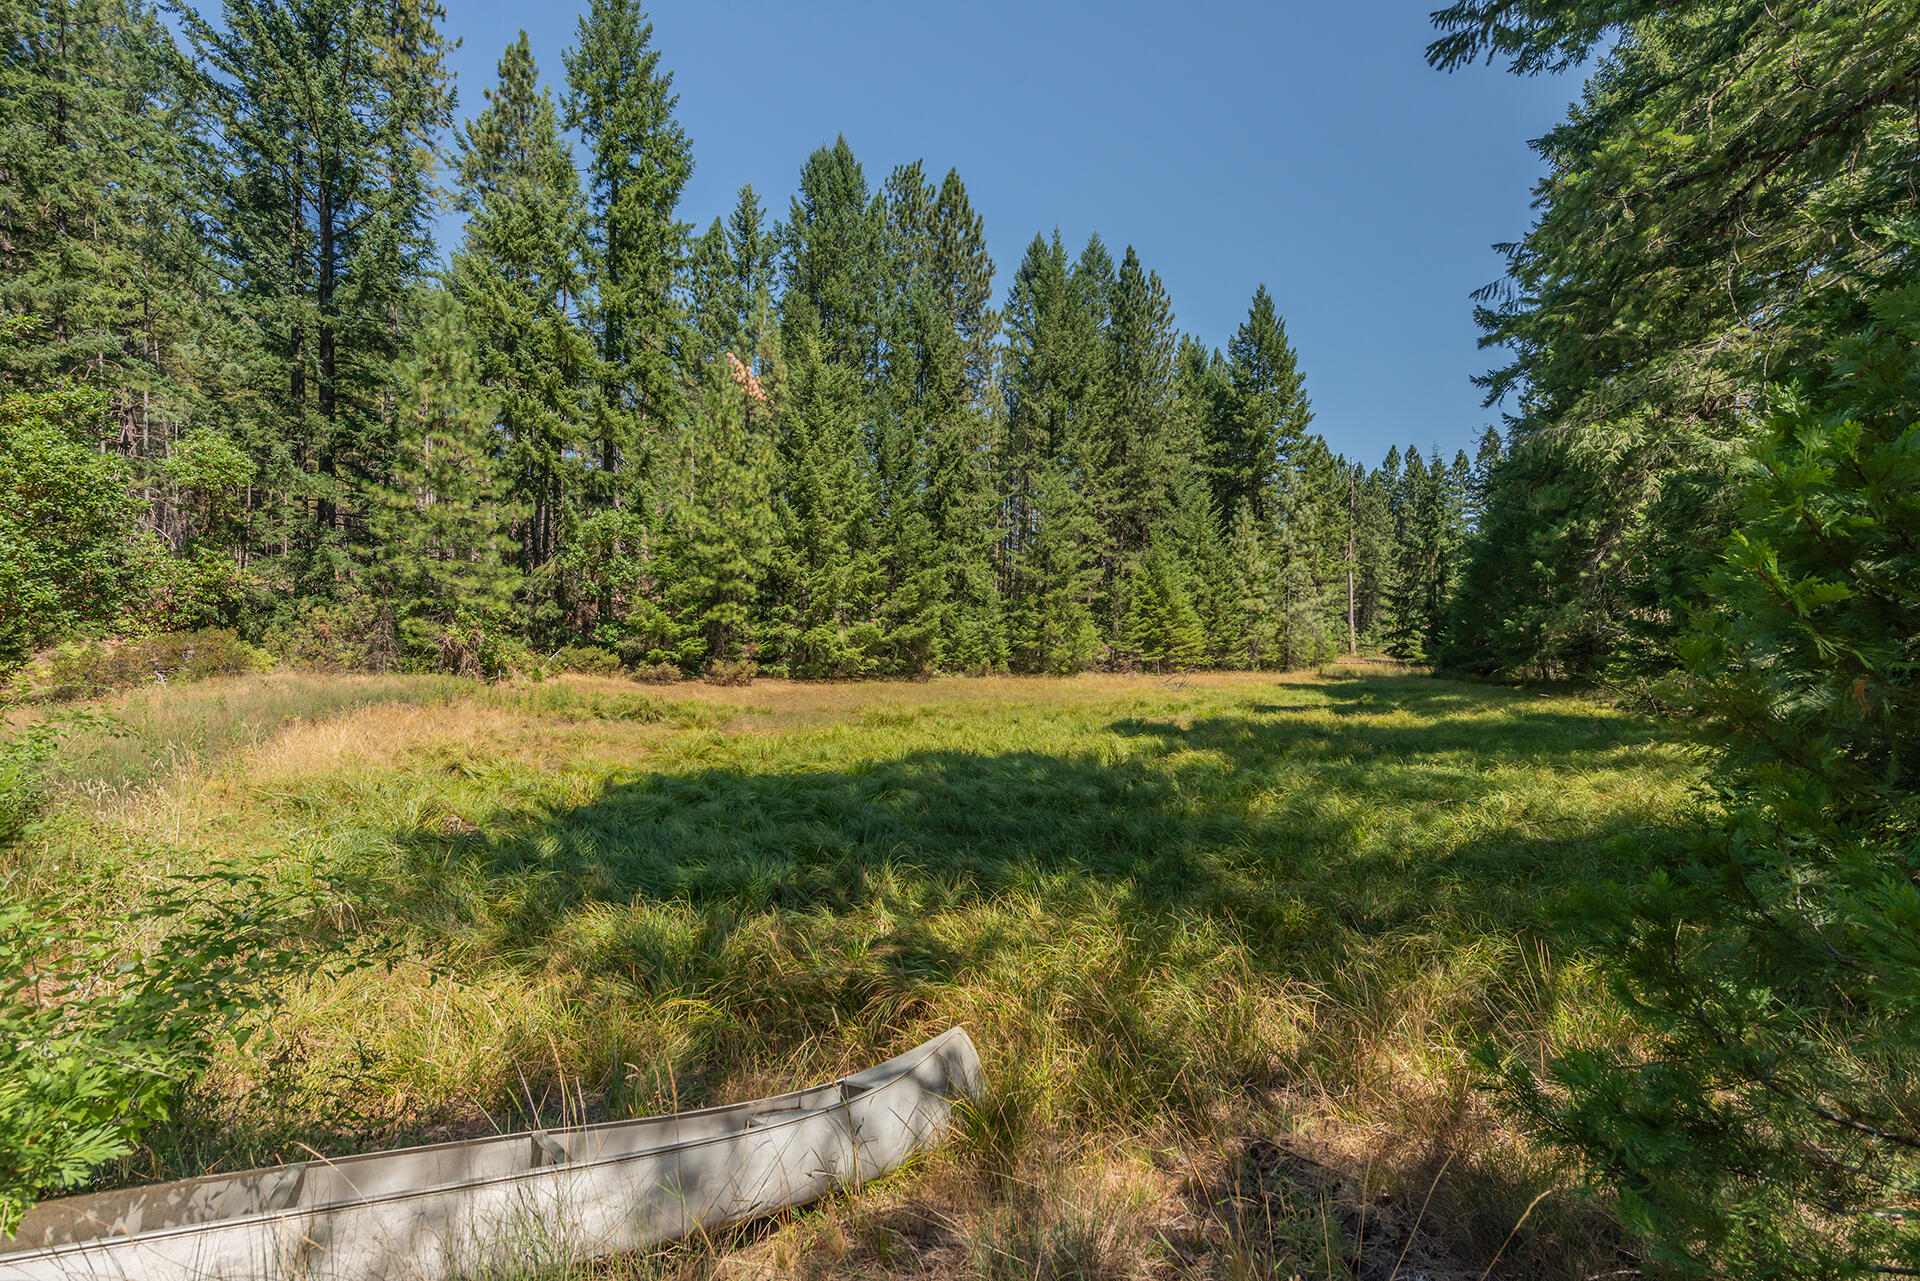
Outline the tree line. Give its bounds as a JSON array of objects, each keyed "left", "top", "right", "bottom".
[{"left": 0, "top": 0, "right": 1480, "bottom": 682}]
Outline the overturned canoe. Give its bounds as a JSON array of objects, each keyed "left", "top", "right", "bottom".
[{"left": 1, "top": 1026, "right": 982, "bottom": 1281}]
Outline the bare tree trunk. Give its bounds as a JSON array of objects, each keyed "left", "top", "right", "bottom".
[{"left": 1346, "top": 466, "right": 1359, "bottom": 655}]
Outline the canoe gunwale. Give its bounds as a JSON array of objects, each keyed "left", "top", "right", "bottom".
[{"left": 2, "top": 1026, "right": 978, "bottom": 1269}]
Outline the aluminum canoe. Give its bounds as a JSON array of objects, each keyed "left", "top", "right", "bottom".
[{"left": 0, "top": 1025, "right": 983, "bottom": 1281}]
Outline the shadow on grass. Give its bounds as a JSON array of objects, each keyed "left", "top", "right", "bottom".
[
  {"left": 349, "top": 675, "right": 1685, "bottom": 982},
  {"left": 138, "top": 676, "right": 1687, "bottom": 1277}
]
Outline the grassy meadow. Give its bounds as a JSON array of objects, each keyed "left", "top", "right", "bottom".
[{"left": 9, "top": 665, "right": 1705, "bottom": 1279}]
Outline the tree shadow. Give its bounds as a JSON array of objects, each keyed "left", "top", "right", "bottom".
[{"left": 346, "top": 680, "right": 1686, "bottom": 986}]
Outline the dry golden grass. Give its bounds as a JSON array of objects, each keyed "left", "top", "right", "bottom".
[{"left": 14, "top": 667, "right": 1698, "bottom": 1278}]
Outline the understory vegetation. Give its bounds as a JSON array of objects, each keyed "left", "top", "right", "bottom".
[{"left": 4, "top": 668, "right": 1700, "bottom": 1277}]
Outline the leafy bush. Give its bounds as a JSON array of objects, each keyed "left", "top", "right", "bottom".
[
  {"left": 702, "top": 658, "right": 757, "bottom": 686},
  {"left": 131, "top": 548, "right": 257, "bottom": 634},
  {"left": 553, "top": 644, "right": 620, "bottom": 677},
  {"left": 0, "top": 870, "right": 365, "bottom": 1234},
  {"left": 2, "top": 708, "right": 354, "bottom": 1233},
  {"left": 1486, "top": 286, "right": 1920, "bottom": 1277},
  {"left": 0, "top": 708, "right": 111, "bottom": 849},
  {"left": 0, "top": 321, "right": 154, "bottom": 673},
  {"left": 30, "top": 629, "right": 273, "bottom": 702},
  {"left": 627, "top": 661, "right": 683, "bottom": 685},
  {"left": 261, "top": 600, "right": 396, "bottom": 673}
]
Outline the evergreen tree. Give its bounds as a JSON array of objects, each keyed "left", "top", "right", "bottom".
[
  {"left": 1273, "top": 464, "right": 1334, "bottom": 669},
  {"left": 872, "top": 162, "right": 1005, "bottom": 673},
  {"left": 1123, "top": 537, "right": 1205, "bottom": 673},
  {"left": 451, "top": 32, "right": 595, "bottom": 614},
  {"left": 562, "top": 0, "right": 692, "bottom": 493},
  {"left": 1384, "top": 446, "right": 1471, "bottom": 662},
  {"left": 764, "top": 321, "right": 879, "bottom": 677},
  {"left": 1011, "top": 460, "right": 1099, "bottom": 673},
  {"left": 1349, "top": 461, "right": 1394, "bottom": 646},
  {"left": 688, "top": 184, "right": 774, "bottom": 364},
  {"left": 371, "top": 288, "right": 522, "bottom": 674},
  {"left": 659, "top": 364, "right": 776, "bottom": 668},
  {"left": 1466, "top": 425, "right": 1502, "bottom": 529},
  {"left": 780, "top": 136, "right": 884, "bottom": 377},
  {"left": 1171, "top": 336, "right": 1229, "bottom": 490},
  {"left": 1000, "top": 230, "right": 1106, "bottom": 663},
  {"left": 1163, "top": 464, "right": 1232, "bottom": 664},
  {"left": 1384, "top": 446, "right": 1436, "bottom": 660},
  {"left": 0, "top": 0, "right": 198, "bottom": 457},
  {"left": 1212, "top": 284, "right": 1310, "bottom": 523},
  {"left": 1431, "top": 0, "right": 1920, "bottom": 679},
  {"left": 175, "top": 0, "right": 454, "bottom": 596},
  {"left": 1223, "top": 498, "right": 1276, "bottom": 668},
  {"left": 928, "top": 168, "right": 999, "bottom": 406},
  {"left": 1097, "top": 245, "right": 1181, "bottom": 567},
  {"left": 1487, "top": 282, "right": 1920, "bottom": 1280},
  {"left": 0, "top": 321, "right": 153, "bottom": 668}
]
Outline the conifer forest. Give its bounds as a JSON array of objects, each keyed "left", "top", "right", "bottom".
[
  {"left": 3, "top": 2, "right": 1918, "bottom": 1279},
  {"left": 0, "top": 0, "right": 1485, "bottom": 681}
]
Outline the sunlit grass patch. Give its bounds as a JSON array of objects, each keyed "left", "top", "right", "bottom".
[{"left": 21, "top": 669, "right": 1699, "bottom": 1277}]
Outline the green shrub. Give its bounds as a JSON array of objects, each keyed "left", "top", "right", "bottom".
[
  {"left": 628, "top": 661, "right": 684, "bottom": 685},
  {"left": 0, "top": 869, "right": 369, "bottom": 1234},
  {"left": 32, "top": 630, "right": 273, "bottom": 702},
  {"left": 0, "top": 322, "right": 154, "bottom": 674},
  {"left": 261, "top": 601, "right": 395, "bottom": 673},
  {"left": 553, "top": 644, "right": 620, "bottom": 677},
  {"left": 702, "top": 658, "right": 757, "bottom": 687},
  {"left": 0, "top": 707, "right": 111, "bottom": 849},
  {"left": 1486, "top": 285, "right": 1920, "bottom": 1277}
]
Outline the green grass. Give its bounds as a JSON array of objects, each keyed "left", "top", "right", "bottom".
[
  {"left": 11, "top": 671, "right": 476, "bottom": 805},
  {"left": 10, "top": 668, "right": 1703, "bottom": 1278}
]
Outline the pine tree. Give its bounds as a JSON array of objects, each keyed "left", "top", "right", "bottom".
[
  {"left": 1097, "top": 245, "right": 1181, "bottom": 564},
  {"left": 929, "top": 169, "right": 999, "bottom": 406},
  {"left": 689, "top": 184, "right": 774, "bottom": 364},
  {"left": 0, "top": 321, "right": 152, "bottom": 669},
  {"left": 659, "top": 364, "right": 776, "bottom": 669},
  {"left": 1485, "top": 282, "right": 1920, "bottom": 1281},
  {"left": 1000, "top": 230, "right": 1106, "bottom": 667},
  {"left": 1011, "top": 461, "right": 1099, "bottom": 673},
  {"left": 0, "top": 0, "right": 199, "bottom": 460},
  {"left": 780, "top": 136, "right": 885, "bottom": 378},
  {"left": 451, "top": 31, "right": 596, "bottom": 637},
  {"left": 1212, "top": 284, "right": 1311, "bottom": 523},
  {"left": 1430, "top": 0, "right": 1920, "bottom": 679},
  {"left": 873, "top": 162, "right": 1005, "bottom": 673},
  {"left": 1384, "top": 446, "right": 1469, "bottom": 661},
  {"left": 1163, "top": 464, "right": 1232, "bottom": 664},
  {"left": 764, "top": 320, "right": 879, "bottom": 677},
  {"left": 1273, "top": 464, "right": 1334, "bottom": 669},
  {"left": 175, "top": 0, "right": 454, "bottom": 597},
  {"left": 371, "top": 288, "right": 522, "bottom": 675},
  {"left": 1467, "top": 425, "right": 1502, "bottom": 530},
  {"left": 1122, "top": 537, "right": 1205, "bottom": 673},
  {"left": 1384, "top": 446, "right": 1434, "bottom": 660},
  {"left": 1171, "top": 335, "right": 1229, "bottom": 486},
  {"left": 1349, "top": 461, "right": 1394, "bottom": 647},
  {"left": 1224, "top": 498, "right": 1276, "bottom": 667},
  {"left": 562, "top": 0, "right": 692, "bottom": 496}
]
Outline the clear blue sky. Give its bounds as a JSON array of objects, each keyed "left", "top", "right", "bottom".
[{"left": 242, "top": 1, "right": 1584, "bottom": 468}]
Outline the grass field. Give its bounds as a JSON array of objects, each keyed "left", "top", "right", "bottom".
[{"left": 9, "top": 665, "right": 1704, "bottom": 1279}]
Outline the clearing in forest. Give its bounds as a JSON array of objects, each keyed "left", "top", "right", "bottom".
[{"left": 19, "top": 666, "right": 1699, "bottom": 1278}]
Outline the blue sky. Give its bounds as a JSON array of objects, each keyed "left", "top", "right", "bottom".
[{"left": 242, "top": 1, "right": 1583, "bottom": 468}]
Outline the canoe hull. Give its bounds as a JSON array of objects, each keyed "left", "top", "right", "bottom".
[{"left": 1, "top": 1027, "right": 982, "bottom": 1281}]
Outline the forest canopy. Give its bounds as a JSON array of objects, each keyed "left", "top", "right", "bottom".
[{"left": 0, "top": 0, "right": 1473, "bottom": 685}]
